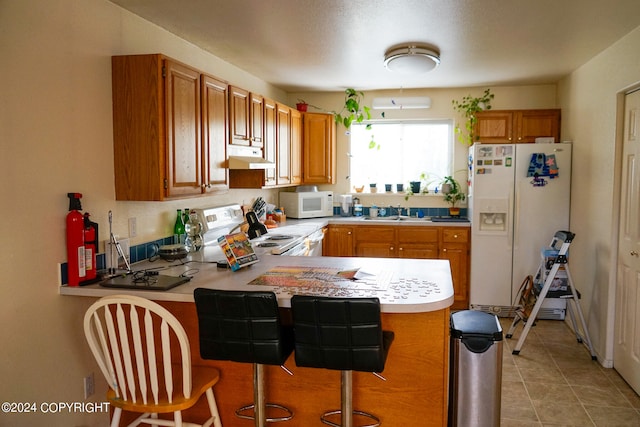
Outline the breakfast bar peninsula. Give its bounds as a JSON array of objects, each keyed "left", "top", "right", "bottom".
[{"left": 61, "top": 255, "right": 454, "bottom": 426}]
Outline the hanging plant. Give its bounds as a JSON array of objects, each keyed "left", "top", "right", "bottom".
[
  {"left": 334, "top": 88, "right": 372, "bottom": 129},
  {"left": 451, "top": 88, "right": 494, "bottom": 145}
]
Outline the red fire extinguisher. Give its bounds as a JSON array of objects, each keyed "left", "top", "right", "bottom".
[
  {"left": 66, "top": 193, "right": 85, "bottom": 286},
  {"left": 83, "top": 212, "right": 99, "bottom": 283}
]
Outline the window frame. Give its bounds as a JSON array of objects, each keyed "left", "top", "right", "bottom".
[{"left": 348, "top": 119, "right": 454, "bottom": 191}]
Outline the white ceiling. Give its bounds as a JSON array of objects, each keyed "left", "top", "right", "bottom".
[{"left": 110, "top": 0, "right": 640, "bottom": 92}]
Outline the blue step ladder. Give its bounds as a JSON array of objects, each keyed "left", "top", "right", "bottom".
[{"left": 506, "top": 231, "right": 597, "bottom": 359}]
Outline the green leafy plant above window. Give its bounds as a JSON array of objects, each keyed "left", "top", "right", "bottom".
[
  {"left": 451, "top": 88, "right": 494, "bottom": 145},
  {"left": 334, "top": 88, "right": 372, "bottom": 130}
]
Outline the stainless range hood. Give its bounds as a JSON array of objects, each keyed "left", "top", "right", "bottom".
[{"left": 227, "top": 145, "right": 275, "bottom": 170}]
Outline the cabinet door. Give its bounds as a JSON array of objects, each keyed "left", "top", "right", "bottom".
[
  {"left": 303, "top": 113, "right": 336, "bottom": 184},
  {"left": 440, "top": 228, "right": 470, "bottom": 310},
  {"left": 276, "top": 104, "right": 291, "bottom": 185},
  {"left": 112, "top": 54, "right": 165, "bottom": 201},
  {"left": 263, "top": 99, "right": 277, "bottom": 186},
  {"left": 290, "top": 109, "right": 302, "bottom": 185},
  {"left": 324, "top": 225, "right": 354, "bottom": 257},
  {"left": 354, "top": 226, "right": 396, "bottom": 258},
  {"left": 201, "top": 75, "right": 228, "bottom": 193},
  {"left": 164, "top": 59, "right": 202, "bottom": 198},
  {"left": 229, "top": 86, "right": 250, "bottom": 146},
  {"left": 474, "top": 111, "right": 513, "bottom": 143},
  {"left": 516, "top": 109, "right": 561, "bottom": 143},
  {"left": 250, "top": 93, "right": 264, "bottom": 147},
  {"left": 397, "top": 227, "right": 439, "bottom": 259}
]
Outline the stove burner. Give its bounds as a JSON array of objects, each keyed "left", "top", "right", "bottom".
[
  {"left": 267, "top": 235, "right": 294, "bottom": 241},
  {"left": 257, "top": 242, "right": 279, "bottom": 247}
]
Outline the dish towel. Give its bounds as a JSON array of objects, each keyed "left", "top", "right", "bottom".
[{"left": 527, "top": 153, "right": 559, "bottom": 178}]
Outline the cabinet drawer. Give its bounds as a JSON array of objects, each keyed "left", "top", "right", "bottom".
[
  {"left": 442, "top": 228, "right": 469, "bottom": 243},
  {"left": 354, "top": 226, "right": 395, "bottom": 242},
  {"left": 397, "top": 227, "right": 439, "bottom": 243}
]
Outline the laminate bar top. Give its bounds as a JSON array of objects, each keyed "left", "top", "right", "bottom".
[{"left": 60, "top": 254, "right": 454, "bottom": 313}]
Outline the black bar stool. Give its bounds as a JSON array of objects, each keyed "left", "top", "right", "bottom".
[
  {"left": 290, "top": 296, "right": 394, "bottom": 427},
  {"left": 194, "top": 288, "right": 295, "bottom": 426}
]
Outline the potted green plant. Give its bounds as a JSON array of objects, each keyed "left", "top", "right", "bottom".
[
  {"left": 441, "top": 176, "right": 466, "bottom": 216},
  {"left": 334, "top": 88, "right": 372, "bottom": 130},
  {"left": 451, "top": 88, "right": 494, "bottom": 145},
  {"left": 404, "top": 173, "right": 435, "bottom": 200}
]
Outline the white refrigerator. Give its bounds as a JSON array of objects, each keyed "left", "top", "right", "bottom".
[{"left": 468, "top": 142, "right": 572, "bottom": 319}]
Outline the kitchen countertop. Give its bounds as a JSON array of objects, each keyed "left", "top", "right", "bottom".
[{"left": 60, "top": 252, "right": 454, "bottom": 313}]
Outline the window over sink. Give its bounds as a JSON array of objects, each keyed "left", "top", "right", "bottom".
[{"left": 349, "top": 120, "right": 453, "bottom": 192}]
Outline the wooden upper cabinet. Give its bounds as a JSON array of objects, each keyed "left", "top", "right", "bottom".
[
  {"left": 276, "top": 103, "right": 291, "bottom": 186},
  {"left": 517, "top": 109, "right": 561, "bottom": 143},
  {"left": 201, "top": 75, "right": 229, "bottom": 193},
  {"left": 474, "top": 109, "right": 560, "bottom": 143},
  {"left": 290, "top": 109, "right": 302, "bottom": 185},
  {"left": 229, "top": 86, "right": 251, "bottom": 146},
  {"left": 250, "top": 93, "right": 264, "bottom": 148},
  {"left": 112, "top": 54, "right": 205, "bottom": 201},
  {"left": 303, "top": 112, "right": 336, "bottom": 184},
  {"left": 263, "top": 98, "right": 277, "bottom": 187},
  {"left": 474, "top": 111, "right": 513, "bottom": 144}
]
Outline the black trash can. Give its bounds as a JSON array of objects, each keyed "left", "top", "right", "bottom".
[{"left": 449, "top": 310, "right": 503, "bottom": 427}]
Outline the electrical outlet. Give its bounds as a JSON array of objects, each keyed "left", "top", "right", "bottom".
[
  {"left": 84, "top": 372, "right": 94, "bottom": 399},
  {"left": 128, "top": 217, "right": 137, "bottom": 238}
]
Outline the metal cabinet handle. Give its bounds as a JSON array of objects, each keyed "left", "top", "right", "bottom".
[{"left": 631, "top": 250, "right": 639, "bottom": 257}]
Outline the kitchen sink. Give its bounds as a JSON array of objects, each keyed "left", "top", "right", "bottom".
[{"left": 363, "top": 216, "right": 431, "bottom": 222}]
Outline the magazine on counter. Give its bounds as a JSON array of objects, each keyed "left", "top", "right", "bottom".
[{"left": 217, "top": 232, "right": 259, "bottom": 271}]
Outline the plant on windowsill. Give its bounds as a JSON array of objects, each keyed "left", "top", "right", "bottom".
[
  {"left": 404, "top": 173, "right": 435, "bottom": 200},
  {"left": 451, "top": 88, "right": 494, "bottom": 145},
  {"left": 441, "top": 176, "right": 466, "bottom": 216}
]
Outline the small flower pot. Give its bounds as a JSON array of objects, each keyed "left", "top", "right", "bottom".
[
  {"left": 385, "top": 184, "right": 392, "bottom": 192},
  {"left": 410, "top": 181, "right": 421, "bottom": 194},
  {"left": 449, "top": 207, "right": 461, "bottom": 217},
  {"left": 396, "top": 184, "right": 404, "bottom": 192},
  {"left": 296, "top": 103, "right": 308, "bottom": 112}
]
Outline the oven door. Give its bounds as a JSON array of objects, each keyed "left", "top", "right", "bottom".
[
  {"left": 279, "top": 229, "right": 324, "bottom": 257},
  {"left": 279, "top": 240, "right": 309, "bottom": 257}
]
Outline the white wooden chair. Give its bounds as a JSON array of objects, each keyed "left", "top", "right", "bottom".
[{"left": 84, "top": 295, "right": 223, "bottom": 427}]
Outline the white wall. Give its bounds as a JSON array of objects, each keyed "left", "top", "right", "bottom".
[
  {"left": 558, "top": 25, "right": 640, "bottom": 366},
  {"left": 0, "top": 1, "right": 286, "bottom": 425}
]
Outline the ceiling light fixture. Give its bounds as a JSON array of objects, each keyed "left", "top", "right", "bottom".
[{"left": 384, "top": 44, "right": 441, "bottom": 74}]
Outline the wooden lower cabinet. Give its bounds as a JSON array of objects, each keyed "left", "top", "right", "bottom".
[
  {"left": 440, "top": 228, "right": 470, "bottom": 310},
  {"left": 354, "top": 226, "right": 396, "bottom": 258},
  {"left": 326, "top": 224, "right": 470, "bottom": 309},
  {"left": 323, "top": 225, "right": 354, "bottom": 256}
]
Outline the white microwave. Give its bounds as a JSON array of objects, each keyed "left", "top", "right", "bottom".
[{"left": 279, "top": 191, "right": 334, "bottom": 218}]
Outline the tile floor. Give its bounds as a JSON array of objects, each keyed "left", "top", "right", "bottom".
[{"left": 500, "top": 317, "right": 640, "bottom": 426}]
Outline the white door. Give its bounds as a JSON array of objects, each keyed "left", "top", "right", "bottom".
[{"left": 614, "top": 89, "right": 640, "bottom": 393}]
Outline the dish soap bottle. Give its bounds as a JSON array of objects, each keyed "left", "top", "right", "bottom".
[{"left": 185, "top": 210, "right": 203, "bottom": 252}]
